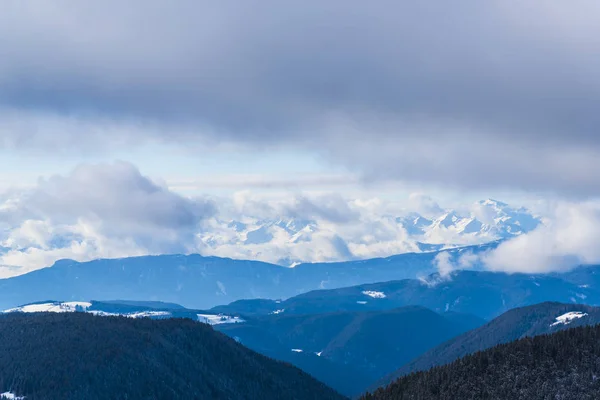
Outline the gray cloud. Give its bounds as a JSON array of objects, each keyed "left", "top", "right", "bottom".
[
  {"left": 283, "top": 194, "right": 360, "bottom": 224},
  {"left": 0, "top": 161, "right": 215, "bottom": 254},
  {"left": 1, "top": 1, "right": 600, "bottom": 195}
]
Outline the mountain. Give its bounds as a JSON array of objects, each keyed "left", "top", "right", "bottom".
[
  {"left": 0, "top": 313, "right": 345, "bottom": 400},
  {"left": 212, "top": 267, "right": 600, "bottom": 320},
  {"left": 2, "top": 300, "right": 368, "bottom": 397},
  {"left": 0, "top": 245, "right": 496, "bottom": 310},
  {"left": 2, "top": 300, "right": 246, "bottom": 325},
  {"left": 194, "top": 199, "right": 541, "bottom": 266},
  {"left": 214, "top": 306, "right": 484, "bottom": 396},
  {"left": 377, "top": 302, "right": 600, "bottom": 389},
  {"left": 2, "top": 299, "right": 482, "bottom": 397},
  {"left": 363, "top": 323, "right": 600, "bottom": 400}
]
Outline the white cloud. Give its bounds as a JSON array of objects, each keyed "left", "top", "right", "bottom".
[
  {"left": 433, "top": 252, "right": 454, "bottom": 277},
  {"left": 0, "top": 162, "right": 215, "bottom": 271},
  {"left": 483, "top": 202, "right": 600, "bottom": 273},
  {"left": 407, "top": 193, "right": 443, "bottom": 219},
  {"left": 2, "top": 164, "right": 595, "bottom": 278}
]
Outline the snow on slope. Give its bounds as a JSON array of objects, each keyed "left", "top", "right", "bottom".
[
  {"left": 0, "top": 392, "right": 25, "bottom": 400},
  {"left": 197, "top": 314, "right": 244, "bottom": 325},
  {"left": 89, "top": 310, "right": 172, "bottom": 319},
  {"left": 362, "top": 291, "right": 386, "bottom": 299},
  {"left": 4, "top": 301, "right": 92, "bottom": 313},
  {"left": 550, "top": 311, "right": 588, "bottom": 327},
  {"left": 3, "top": 302, "right": 241, "bottom": 326}
]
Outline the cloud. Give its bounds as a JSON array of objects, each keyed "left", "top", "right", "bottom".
[
  {"left": 420, "top": 201, "right": 600, "bottom": 275},
  {"left": 169, "top": 173, "right": 358, "bottom": 191},
  {"left": 0, "top": 2, "right": 599, "bottom": 195},
  {"left": 433, "top": 252, "right": 454, "bottom": 277},
  {"left": 283, "top": 194, "right": 360, "bottom": 224},
  {"left": 1, "top": 160, "right": 598, "bottom": 277},
  {"left": 230, "top": 191, "right": 359, "bottom": 224},
  {"left": 407, "top": 193, "right": 444, "bottom": 219},
  {"left": 0, "top": 162, "right": 215, "bottom": 270},
  {"left": 432, "top": 250, "right": 479, "bottom": 279},
  {"left": 483, "top": 202, "right": 600, "bottom": 273}
]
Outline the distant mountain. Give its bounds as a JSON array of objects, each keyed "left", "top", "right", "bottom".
[
  {"left": 212, "top": 267, "right": 600, "bottom": 320},
  {"left": 376, "top": 302, "right": 600, "bottom": 389},
  {"left": 2, "top": 300, "right": 245, "bottom": 326},
  {"left": 0, "top": 313, "right": 345, "bottom": 400},
  {"left": 0, "top": 245, "right": 496, "bottom": 310},
  {"left": 195, "top": 199, "right": 541, "bottom": 266},
  {"left": 215, "top": 306, "right": 484, "bottom": 396},
  {"left": 363, "top": 323, "right": 600, "bottom": 400}
]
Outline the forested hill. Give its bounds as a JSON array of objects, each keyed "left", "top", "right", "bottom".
[
  {"left": 376, "top": 302, "right": 600, "bottom": 388},
  {"left": 0, "top": 313, "right": 345, "bottom": 400},
  {"left": 362, "top": 323, "right": 600, "bottom": 400}
]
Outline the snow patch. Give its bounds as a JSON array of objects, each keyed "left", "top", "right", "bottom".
[
  {"left": 551, "top": 312, "right": 588, "bottom": 327},
  {"left": 4, "top": 301, "right": 91, "bottom": 313},
  {"left": 87, "top": 310, "right": 172, "bottom": 319},
  {"left": 291, "top": 349, "right": 303, "bottom": 353},
  {"left": 356, "top": 301, "right": 368, "bottom": 305},
  {"left": 1, "top": 392, "right": 25, "bottom": 400},
  {"left": 197, "top": 314, "right": 245, "bottom": 325},
  {"left": 362, "top": 290, "right": 386, "bottom": 299},
  {"left": 271, "top": 309, "right": 285, "bottom": 315}
]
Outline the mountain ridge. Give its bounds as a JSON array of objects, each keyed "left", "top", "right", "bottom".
[
  {"left": 374, "top": 302, "right": 600, "bottom": 390},
  {"left": 0, "top": 312, "right": 345, "bottom": 400},
  {"left": 0, "top": 244, "right": 498, "bottom": 310}
]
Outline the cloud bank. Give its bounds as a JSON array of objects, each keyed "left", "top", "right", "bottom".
[
  {"left": 0, "top": 162, "right": 598, "bottom": 277},
  {"left": 484, "top": 203, "right": 600, "bottom": 273},
  {"left": 0, "top": 162, "right": 215, "bottom": 273},
  {"left": 1, "top": 1, "right": 600, "bottom": 195}
]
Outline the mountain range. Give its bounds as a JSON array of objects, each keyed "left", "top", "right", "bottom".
[
  {"left": 0, "top": 244, "right": 500, "bottom": 310},
  {"left": 7, "top": 298, "right": 600, "bottom": 398},
  {"left": 211, "top": 266, "right": 600, "bottom": 320},
  {"left": 196, "top": 199, "right": 542, "bottom": 265},
  {"left": 1, "top": 244, "right": 598, "bottom": 313}
]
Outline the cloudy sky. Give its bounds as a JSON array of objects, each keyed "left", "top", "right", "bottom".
[{"left": 1, "top": 1, "right": 599, "bottom": 274}]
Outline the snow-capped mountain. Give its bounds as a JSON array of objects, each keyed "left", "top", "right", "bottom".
[
  {"left": 196, "top": 199, "right": 541, "bottom": 266},
  {"left": 3, "top": 300, "right": 244, "bottom": 325},
  {"left": 419, "top": 199, "right": 541, "bottom": 243}
]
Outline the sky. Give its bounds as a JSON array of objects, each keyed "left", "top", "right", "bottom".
[{"left": 1, "top": 1, "right": 600, "bottom": 275}]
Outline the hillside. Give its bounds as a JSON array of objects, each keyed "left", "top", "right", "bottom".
[
  {"left": 376, "top": 302, "right": 600, "bottom": 389},
  {"left": 0, "top": 313, "right": 345, "bottom": 400},
  {"left": 0, "top": 246, "right": 495, "bottom": 310},
  {"left": 213, "top": 268, "right": 600, "bottom": 320},
  {"left": 215, "top": 306, "right": 483, "bottom": 395},
  {"left": 363, "top": 323, "right": 600, "bottom": 400}
]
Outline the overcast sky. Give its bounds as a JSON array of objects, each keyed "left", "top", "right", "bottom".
[{"left": 1, "top": 1, "right": 599, "bottom": 272}]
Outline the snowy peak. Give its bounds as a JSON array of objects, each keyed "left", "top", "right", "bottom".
[
  {"left": 196, "top": 199, "right": 541, "bottom": 266},
  {"left": 411, "top": 199, "right": 541, "bottom": 245},
  {"left": 436, "top": 212, "right": 461, "bottom": 228},
  {"left": 479, "top": 198, "right": 509, "bottom": 208}
]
